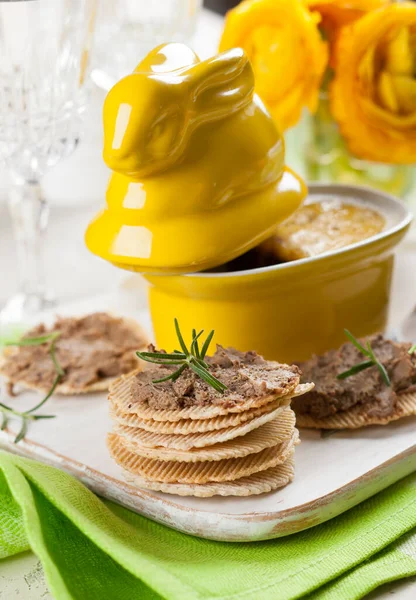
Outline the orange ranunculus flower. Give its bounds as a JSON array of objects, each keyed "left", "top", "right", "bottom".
[
  {"left": 305, "top": 0, "right": 390, "bottom": 64},
  {"left": 219, "top": 0, "right": 328, "bottom": 131},
  {"left": 306, "top": 0, "right": 390, "bottom": 32},
  {"left": 330, "top": 2, "right": 416, "bottom": 164}
]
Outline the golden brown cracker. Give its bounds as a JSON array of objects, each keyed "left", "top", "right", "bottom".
[
  {"left": 123, "top": 455, "right": 295, "bottom": 497},
  {"left": 116, "top": 414, "right": 296, "bottom": 462},
  {"left": 107, "top": 429, "right": 298, "bottom": 484},
  {"left": 110, "top": 371, "right": 312, "bottom": 422},
  {"left": 295, "top": 392, "right": 416, "bottom": 430},
  {"left": 0, "top": 316, "right": 149, "bottom": 395},
  {"left": 113, "top": 405, "right": 294, "bottom": 451},
  {"left": 109, "top": 395, "right": 291, "bottom": 433}
]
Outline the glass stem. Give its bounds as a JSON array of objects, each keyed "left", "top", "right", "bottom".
[{"left": 8, "top": 175, "right": 49, "bottom": 300}]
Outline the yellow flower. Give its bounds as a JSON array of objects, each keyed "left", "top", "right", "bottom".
[
  {"left": 306, "top": 0, "right": 390, "bottom": 65},
  {"left": 330, "top": 2, "right": 416, "bottom": 164},
  {"left": 306, "top": 0, "right": 390, "bottom": 31},
  {"left": 219, "top": 0, "right": 328, "bottom": 131}
]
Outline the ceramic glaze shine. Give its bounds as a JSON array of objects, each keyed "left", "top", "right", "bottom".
[{"left": 85, "top": 42, "right": 306, "bottom": 273}]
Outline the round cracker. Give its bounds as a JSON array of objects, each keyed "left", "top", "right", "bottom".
[
  {"left": 109, "top": 395, "right": 291, "bottom": 434},
  {"left": 109, "top": 371, "right": 312, "bottom": 422},
  {"left": 113, "top": 406, "right": 295, "bottom": 451},
  {"left": 0, "top": 315, "right": 149, "bottom": 396},
  {"left": 107, "top": 429, "right": 299, "bottom": 484},
  {"left": 116, "top": 414, "right": 296, "bottom": 462},
  {"left": 123, "top": 455, "right": 295, "bottom": 497},
  {"left": 295, "top": 392, "right": 416, "bottom": 430}
]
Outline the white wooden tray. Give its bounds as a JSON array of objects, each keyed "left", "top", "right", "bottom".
[{"left": 0, "top": 305, "right": 415, "bottom": 542}]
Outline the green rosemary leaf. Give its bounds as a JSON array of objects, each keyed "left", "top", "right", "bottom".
[
  {"left": 137, "top": 351, "right": 187, "bottom": 360},
  {"left": 170, "top": 364, "right": 188, "bottom": 382},
  {"left": 337, "top": 359, "right": 374, "bottom": 380},
  {"left": 375, "top": 361, "right": 391, "bottom": 386},
  {"left": 409, "top": 344, "right": 416, "bottom": 355},
  {"left": 200, "top": 330, "right": 215, "bottom": 359},
  {"left": 136, "top": 354, "right": 184, "bottom": 366},
  {"left": 153, "top": 364, "right": 187, "bottom": 384},
  {"left": 136, "top": 320, "right": 227, "bottom": 393},
  {"left": 0, "top": 328, "right": 64, "bottom": 444},
  {"left": 5, "top": 331, "right": 60, "bottom": 347},
  {"left": 26, "top": 373, "right": 61, "bottom": 415},
  {"left": 32, "top": 415, "right": 56, "bottom": 420},
  {"left": 50, "top": 336, "right": 65, "bottom": 376},
  {"left": 193, "top": 356, "right": 210, "bottom": 370},
  {"left": 14, "top": 419, "right": 28, "bottom": 444},
  {"left": 0, "top": 413, "right": 8, "bottom": 430},
  {"left": 343, "top": 329, "right": 369, "bottom": 357},
  {"left": 191, "top": 329, "right": 203, "bottom": 358},
  {"left": 189, "top": 362, "right": 227, "bottom": 393},
  {"left": 174, "top": 319, "right": 189, "bottom": 355},
  {"left": 365, "top": 342, "right": 391, "bottom": 387},
  {"left": 337, "top": 330, "right": 391, "bottom": 387}
]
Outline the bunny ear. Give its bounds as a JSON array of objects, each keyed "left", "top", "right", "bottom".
[
  {"left": 135, "top": 43, "right": 199, "bottom": 74},
  {"left": 186, "top": 48, "right": 255, "bottom": 119}
]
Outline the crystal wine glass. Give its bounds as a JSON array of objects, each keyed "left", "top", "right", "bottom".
[{"left": 0, "top": 0, "right": 97, "bottom": 327}]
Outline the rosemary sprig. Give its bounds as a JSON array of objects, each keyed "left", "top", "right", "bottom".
[
  {"left": 136, "top": 319, "right": 227, "bottom": 393},
  {"left": 337, "top": 329, "right": 391, "bottom": 386},
  {"left": 1, "top": 331, "right": 63, "bottom": 443}
]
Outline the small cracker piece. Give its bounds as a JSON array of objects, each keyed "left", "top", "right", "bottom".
[
  {"left": 107, "top": 429, "right": 298, "bottom": 484},
  {"left": 296, "top": 392, "right": 416, "bottom": 430},
  {"left": 115, "top": 413, "right": 296, "bottom": 462},
  {"left": 123, "top": 455, "right": 295, "bottom": 497}
]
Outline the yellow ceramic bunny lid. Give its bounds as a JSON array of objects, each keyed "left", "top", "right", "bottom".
[{"left": 85, "top": 43, "right": 307, "bottom": 274}]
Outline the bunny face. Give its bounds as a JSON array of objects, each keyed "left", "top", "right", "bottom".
[
  {"left": 103, "top": 74, "right": 186, "bottom": 178},
  {"left": 102, "top": 44, "right": 256, "bottom": 178}
]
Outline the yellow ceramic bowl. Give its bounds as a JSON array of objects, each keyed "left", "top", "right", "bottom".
[{"left": 145, "top": 184, "right": 412, "bottom": 363}]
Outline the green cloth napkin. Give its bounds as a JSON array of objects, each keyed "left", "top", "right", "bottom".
[{"left": 1, "top": 451, "right": 416, "bottom": 600}]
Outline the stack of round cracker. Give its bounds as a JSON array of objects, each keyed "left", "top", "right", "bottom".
[{"left": 107, "top": 371, "right": 313, "bottom": 497}]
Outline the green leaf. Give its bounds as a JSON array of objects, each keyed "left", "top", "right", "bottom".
[
  {"left": 190, "top": 330, "right": 204, "bottom": 358},
  {"left": 0, "top": 413, "right": 8, "bottom": 431},
  {"left": 193, "top": 356, "right": 210, "bottom": 370},
  {"left": 136, "top": 355, "right": 184, "bottom": 366},
  {"left": 189, "top": 362, "right": 227, "bottom": 393},
  {"left": 337, "top": 359, "right": 374, "bottom": 380},
  {"left": 26, "top": 373, "right": 61, "bottom": 415},
  {"left": 191, "top": 330, "right": 199, "bottom": 358},
  {"left": 409, "top": 344, "right": 416, "bottom": 355},
  {"left": 153, "top": 364, "right": 187, "bottom": 384},
  {"left": 365, "top": 342, "right": 391, "bottom": 387},
  {"left": 136, "top": 319, "right": 226, "bottom": 394},
  {"left": 170, "top": 364, "right": 188, "bottom": 382},
  {"left": 50, "top": 336, "right": 65, "bottom": 376},
  {"left": 0, "top": 329, "right": 64, "bottom": 444},
  {"left": 343, "top": 329, "right": 369, "bottom": 357},
  {"left": 200, "top": 330, "right": 215, "bottom": 359},
  {"left": 136, "top": 351, "right": 186, "bottom": 360},
  {"left": 32, "top": 415, "right": 56, "bottom": 420},
  {"left": 174, "top": 319, "right": 189, "bottom": 355},
  {"left": 14, "top": 419, "right": 28, "bottom": 444},
  {"left": 0, "top": 402, "right": 14, "bottom": 414},
  {"left": 5, "top": 331, "right": 60, "bottom": 347}
]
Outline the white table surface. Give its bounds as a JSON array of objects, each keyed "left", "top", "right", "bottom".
[{"left": 0, "top": 7, "right": 416, "bottom": 600}]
